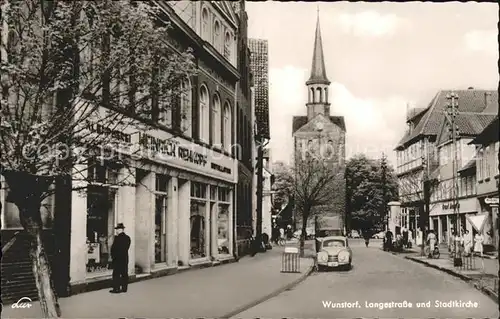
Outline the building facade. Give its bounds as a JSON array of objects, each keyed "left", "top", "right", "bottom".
[
  {"left": 395, "top": 89, "right": 498, "bottom": 244},
  {"left": 232, "top": 0, "right": 254, "bottom": 255},
  {"left": 1, "top": 0, "right": 247, "bottom": 301},
  {"left": 248, "top": 38, "right": 271, "bottom": 238},
  {"left": 427, "top": 113, "right": 496, "bottom": 244},
  {"left": 291, "top": 13, "right": 346, "bottom": 229},
  {"left": 261, "top": 149, "right": 274, "bottom": 239},
  {"left": 470, "top": 116, "right": 499, "bottom": 251}
]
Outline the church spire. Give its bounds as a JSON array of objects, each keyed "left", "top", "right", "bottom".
[{"left": 306, "top": 10, "right": 330, "bottom": 85}]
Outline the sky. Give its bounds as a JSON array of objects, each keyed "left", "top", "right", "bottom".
[{"left": 245, "top": 1, "right": 498, "bottom": 167}]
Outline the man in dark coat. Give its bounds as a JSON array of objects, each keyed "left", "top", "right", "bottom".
[{"left": 110, "top": 223, "right": 131, "bottom": 293}]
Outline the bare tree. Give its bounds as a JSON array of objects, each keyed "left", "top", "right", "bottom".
[
  {"left": 291, "top": 155, "right": 345, "bottom": 257},
  {"left": 0, "top": 1, "right": 196, "bottom": 317}
]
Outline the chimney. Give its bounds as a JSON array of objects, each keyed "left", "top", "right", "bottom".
[{"left": 484, "top": 91, "right": 493, "bottom": 109}]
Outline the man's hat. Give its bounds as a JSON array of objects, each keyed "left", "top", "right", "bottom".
[{"left": 115, "top": 223, "right": 125, "bottom": 229}]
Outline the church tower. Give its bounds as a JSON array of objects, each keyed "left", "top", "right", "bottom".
[
  {"left": 306, "top": 11, "right": 330, "bottom": 121},
  {"left": 291, "top": 9, "right": 347, "bottom": 233}
]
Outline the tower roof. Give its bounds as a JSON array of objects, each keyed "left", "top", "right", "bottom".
[{"left": 306, "top": 12, "right": 330, "bottom": 85}]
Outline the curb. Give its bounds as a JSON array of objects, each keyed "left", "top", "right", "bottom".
[
  {"left": 404, "top": 256, "right": 499, "bottom": 304},
  {"left": 219, "top": 258, "right": 315, "bottom": 319}
]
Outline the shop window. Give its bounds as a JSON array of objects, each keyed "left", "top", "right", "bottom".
[
  {"left": 191, "top": 182, "right": 207, "bottom": 199},
  {"left": 190, "top": 201, "right": 206, "bottom": 259},
  {"left": 217, "top": 204, "right": 230, "bottom": 255},
  {"left": 218, "top": 187, "right": 229, "bottom": 202},
  {"left": 155, "top": 195, "right": 167, "bottom": 263},
  {"left": 87, "top": 159, "right": 119, "bottom": 184},
  {"left": 86, "top": 186, "right": 116, "bottom": 274},
  {"left": 210, "top": 185, "right": 217, "bottom": 201},
  {"left": 155, "top": 174, "right": 169, "bottom": 192}
]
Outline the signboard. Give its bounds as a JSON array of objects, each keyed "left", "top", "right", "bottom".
[
  {"left": 80, "top": 106, "right": 237, "bottom": 182},
  {"left": 466, "top": 214, "right": 487, "bottom": 233},
  {"left": 484, "top": 198, "right": 499, "bottom": 205}
]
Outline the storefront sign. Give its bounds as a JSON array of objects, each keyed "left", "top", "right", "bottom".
[
  {"left": 484, "top": 197, "right": 499, "bottom": 205},
  {"left": 211, "top": 163, "right": 231, "bottom": 174},
  {"left": 139, "top": 133, "right": 208, "bottom": 166},
  {"left": 86, "top": 121, "right": 132, "bottom": 144},
  {"left": 81, "top": 106, "right": 236, "bottom": 182}
]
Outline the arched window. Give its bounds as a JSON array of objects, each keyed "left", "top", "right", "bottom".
[
  {"left": 222, "top": 102, "right": 232, "bottom": 151},
  {"left": 211, "top": 94, "right": 221, "bottom": 146},
  {"left": 201, "top": 8, "right": 209, "bottom": 40},
  {"left": 180, "top": 79, "right": 192, "bottom": 137},
  {"left": 224, "top": 32, "right": 231, "bottom": 59},
  {"left": 316, "top": 87, "right": 322, "bottom": 103},
  {"left": 199, "top": 85, "right": 209, "bottom": 142},
  {"left": 310, "top": 88, "right": 314, "bottom": 103},
  {"left": 213, "top": 20, "right": 221, "bottom": 51}
]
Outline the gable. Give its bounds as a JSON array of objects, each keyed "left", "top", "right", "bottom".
[
  {"left": 292, "top": 115, "right": 346, "bottom": 135},
  {"left": 213, "top": 1, "right": 238, "bottom": 29},
  {"left": 293, "top": 114, "right": 342, "bottom": 137}
]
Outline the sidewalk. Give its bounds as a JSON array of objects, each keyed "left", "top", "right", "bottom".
[
  {"left": 404, "top": 249, "right": 499, "bottom": 302},
  {"left": 3, "top": 243, "right": 315, "bottom": 319}
]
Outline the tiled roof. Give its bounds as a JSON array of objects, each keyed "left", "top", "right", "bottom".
[
  {"left": 395, "top": 89, "right": 498, "bottom": 150},
  {"left": 292, "top": 116, "right": 346, "bottom": 134},
  {"left": 469, "top": 115, "right": 499, "bottom": 145},
  {"left": 436, "top": 113, "right": 497, "bottom": 145}
]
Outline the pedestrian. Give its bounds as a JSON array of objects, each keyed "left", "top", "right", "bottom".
[
  {"left": 110, "top": 223, "right": 131, "bottom": 294},
  {"left": 463, "top": 230, "right": 473, "bottom": 256},
  {"left": 385, "top": 230, "right": 393, "bottom": 251},
  {"left": 474, "top": 232, "right": 484, "bottom": 256},
  {"left": 363, "top": 230, "right": 370, "bottom": 247},
  {"left": 426, "top": 230, "right": 437, "bottom": 258},
  {"left": 402, "top": 227, "right": 408, "bottom": 248},
  {"left": 272, "top": 224, "right": 279, "bottom": 244},
  {"left": 279, "top": 227, "right": 285, "bottom": 242}
]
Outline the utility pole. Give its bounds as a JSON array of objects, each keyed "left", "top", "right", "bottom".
[
  {"left": 381, "top": 153, "right": 388, "bottom": 232},
  {"left": 446, "top": 92, "right": 460, "bottom": 261},
  {"left": 421, "top": 153, "right": 431, "bottom": 257}
]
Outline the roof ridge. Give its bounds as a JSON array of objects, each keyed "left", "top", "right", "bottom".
[{"left": 418, "top": 91, "right": 442, "bottom": 135}]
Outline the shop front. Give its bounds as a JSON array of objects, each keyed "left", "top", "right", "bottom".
[
  {"left": 429, "top": 197, "right": 477, "bottom": 245},
  {"left": 476, "top": 194, "right": 499, "bottom": 252},
  {"left": 68, "top": 107, "right": 237, "bottom": 291}
]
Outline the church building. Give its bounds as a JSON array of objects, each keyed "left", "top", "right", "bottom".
[{"left": 292, "top": 12, "right": 347, "bottom": 228}]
